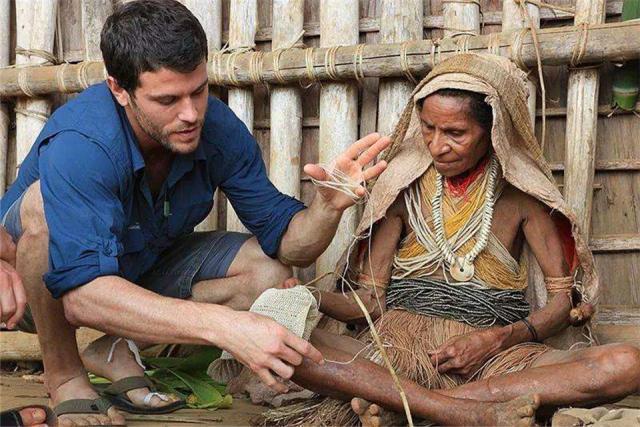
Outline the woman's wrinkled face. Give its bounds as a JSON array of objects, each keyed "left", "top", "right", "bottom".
[{"left": 419, "top": 94, "right": 491, "bottom": 177}]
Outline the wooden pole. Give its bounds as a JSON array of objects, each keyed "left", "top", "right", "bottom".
[
  {"left": 443, "top": 0, "right": 480, "bottom": 37},
  {"left": 180, "top": 0, "right": 222, "bottom": 52},
  {"left": 269, "top": 0, "right": 304, "bottom": 198},
  {"left": 315, "top": 0, "right": 359, "bottom": 288},
  {"left": 502, "top": 0, "right": 540, "bottom": 126},
  {"left": 501, "top": 0, "right": 546, "bottom": 308},
  {"left": 2, "top": 21, "right": 640, "bottom": 96},
  {"left": 226, "top": 0, "right": 257, "bottom": 233},
  {"left": 81, "top": 0, "right": 112, "bottom": 61},
  {"left": 14, "top": 0, "right": 57, "bottom": 176},
  {"left": 0, "top": 0, "right": 9, "bottom": 194},
  {"left": 180, "top": 0, "right": 223, "bottom": 233},
  {"left": 376, "top": 0, "right": 422, "bottom": 137},
  {"left": 564, "top": 0, "right": 606, "bottom": 240}
]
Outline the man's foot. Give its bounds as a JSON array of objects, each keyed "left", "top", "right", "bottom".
[
  {"left": 51, "top": 374, "right": 126, "bottom": 426},
  {"left": 82, "top": 335, "right": 182, "bottom": 410},
  {"left": 483, "top": 394, "right": 540, "bottom": 427},
  {"left": 351, "top": 397, "right": 402, "bottom": 427}
]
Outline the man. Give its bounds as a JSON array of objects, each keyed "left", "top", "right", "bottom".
[
  {"left": 0, "top": 0, "right": 391, "bottom": 425},
  {"left": 258, "top": 54, "right": 640, "bottom": 426}
]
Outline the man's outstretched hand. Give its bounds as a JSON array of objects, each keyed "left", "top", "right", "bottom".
[
  {"left": 220, "top": 311, "right": 324, "bottom": 393},
  {"left": 304, "top": 133, "right": 391, "bottom": 212}
]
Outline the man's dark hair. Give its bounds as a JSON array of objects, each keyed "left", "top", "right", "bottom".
[
  {"left": 418, "top": 88, "right": 493, "bottom": 133},
  {"left": 100, "top": 0, "right": 208, "bottom": 93}
]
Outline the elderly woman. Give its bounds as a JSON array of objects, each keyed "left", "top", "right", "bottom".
[{"left": 255, "top": 54, "right": 640, "bottom": 426}]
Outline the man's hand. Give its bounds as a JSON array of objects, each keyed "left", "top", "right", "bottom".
[
  {"left": 0, "top": 259, "right": 27, "bottom": 330},
  {"left": 304, "top": 133, "right": 391, "bottom": 212},
  {"left": 0, "top": 225, "right": 16, "bottom": 266},
  {"left": 221, "top": 311, "right": 324, "bottom": 393},
  {"left": 428, "top": 328, "right": 507, "bottom": 377}
]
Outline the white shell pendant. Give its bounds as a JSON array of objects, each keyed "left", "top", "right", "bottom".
[{"left": 450, "top": 257, "right": 475, "bottom": 282}]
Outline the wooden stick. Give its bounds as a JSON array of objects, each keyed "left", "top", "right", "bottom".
[
  {"left": 376, "top": 0, "right": 422, "bottom": 136},
  {"left": 81, "top": 0, "right": 112, "bottom": 61},
  {"left": 222, "top": 1, "right": 624, "bottom": 43},
  {"left": 443, "top": 0, "right": 480, "bottom": 36},
  {"left": 563, "top": 0, "right": 606, "bottom": 244},
  {"left": 589, "top": 234, "right": 640, "bottom": 253},
  {"left": 268, "top": 0, "right": 304, "bottom": 199},
  {"left": 502, "top": 1, "right": 548, "bottom": 309},
  {"left": 0, "top": 0, "right": 9, "bottom": 195},
  {"left": 14, "top": 0, "right": 57, "bottom": 177},
  {"left": 181, "top": 0, "right": 223, "bottom": 233},
  {"left": 225, "top": 0, "right": 257, "bottom": 233},
  {"left": 314, "top": 0, "right": 359, "bottom": 291},
  {"left": 3, "top": 21, "right": 639, "bottom": 97}
]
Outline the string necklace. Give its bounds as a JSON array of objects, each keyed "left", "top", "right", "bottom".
[{"left": 432, "top": 156, "right": 499, "bottom": 281}]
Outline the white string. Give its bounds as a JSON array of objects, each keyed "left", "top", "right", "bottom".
[
  {"left": 107, "top": 337, "right": 146, "bottom": 370},
  {"left": 143, "top": 392, "right": 170, "bottom": 406}
]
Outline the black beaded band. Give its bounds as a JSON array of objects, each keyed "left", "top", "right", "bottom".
[{"left": 520, "top": 317, "right": 539, "bottom": 342}]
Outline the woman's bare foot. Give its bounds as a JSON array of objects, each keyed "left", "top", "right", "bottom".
[
  {"left": 51, "top": 375, "right": 126, "bottom": 426},
  {"left": 483, "top": 394, "right": 540, "bottom": 427},
  {"left": 81, "top": 335, "right": 182, "bottom": 410},
  {"left": 351, "top": 397, "right": 403, "bottom": 427},
  {"left": 351, "top": 394, "right": 539, "bottom": 426}
]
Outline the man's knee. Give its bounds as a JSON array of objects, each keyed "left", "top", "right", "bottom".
[
  {"left": 19, "top": 182, "right": 49, "bottom": 242},
  {"left": 248, "top": 256, "right": 293, "bottom": 296}
]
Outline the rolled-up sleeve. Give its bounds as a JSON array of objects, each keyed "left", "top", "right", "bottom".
[
  {"left": 39, "top": 132, "right": 125, "bottom": 298},
  {"left": 219, "top": 121, "right": 306, "bottom": 258}
]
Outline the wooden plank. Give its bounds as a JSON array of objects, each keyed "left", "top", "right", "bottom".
[
  {"left": 549, "top": 159, "right": 640, "bottom": 172},
  {"left": 590, "top": 234, "right": 640, "bottom": 252},
  {"left": 226, "top": 0, "right": 257, "bottom": 233},
  {"left": 182, "top": 0, "right": 222, "bottom": 233},
  {"left": 220, "top": 1, "right": 625, "bottom": 42},
  {"left": 269, "top": 0, "right": 304, "bottom": 199},
  {"left": 536, "top": 102, "right": 640, "bottom": 117},
  {"left": 81, "top": 0, "right": 112, "bottom": 61},
  {"left": 14, "top": 0, "right": 57, "bottom": 176},
  {"left": 0, "top": 328, "right": 103, "bottom": 361},
  {"left": 502, "top": 0, "right": 545, "bottom": 309},
  {"left": 563, "top": 0, "right": 606, "bottom": 241},
  {"left": 315, "top": 0, "right": 359, "bottom": 290},
  {"left": 596, "top": 306, "right": 640, "bottom": 325},
  {"left": 376, "top": 0, "right": 422, "bottom": 136}
]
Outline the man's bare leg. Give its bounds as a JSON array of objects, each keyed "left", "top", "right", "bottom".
[
  {"left": 435, "top": 343, "right": 640, "bottom": 407},
  {"left": 17, "top": 183, "right": 125, "bottom": 426},
  {"left": 82, "top": 236, "right": 293, "bottom": 407},
  {"left": 292, "top": 332, "right": 539, "bottom": 426},
  {"left": 189, "top": 237, "right": 294, "bottom": 310}
]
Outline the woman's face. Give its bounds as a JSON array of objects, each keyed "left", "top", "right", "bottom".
[{"left": 419, "top": 94, "right": 491, "bottom": 177}]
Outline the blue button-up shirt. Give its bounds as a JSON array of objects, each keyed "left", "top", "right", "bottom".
[{"left": 1, "top": 83, "right": 306, "bottom": 298}]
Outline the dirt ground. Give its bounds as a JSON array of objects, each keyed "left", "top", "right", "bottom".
[
  {"left": 3, "top": 372, "right": 640, "bottom": 426},
  {"left": 0, "top": 374, "right": 265, "bottom": 426}
]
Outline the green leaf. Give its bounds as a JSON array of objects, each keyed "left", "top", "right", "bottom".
[
  {"left": 174, "top": 347, "right": 222, "bottom": 372},
  {"left": 167, "top": 369, "right": 231, "bottom": 409}
]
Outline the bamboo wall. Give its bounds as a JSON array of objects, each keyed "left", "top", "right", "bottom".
[{"left": 1, "top": 0, "right": 639, "bottom": 345}]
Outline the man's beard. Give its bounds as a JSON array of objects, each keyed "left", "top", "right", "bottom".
[{"left": 129, "top": 98, "right": 201, "bottom": 153}]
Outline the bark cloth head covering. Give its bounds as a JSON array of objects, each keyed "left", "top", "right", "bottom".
[{"left": 339, "top": 53, "right": 599, "bottom": 348}]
